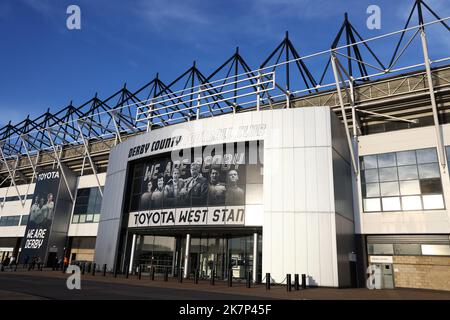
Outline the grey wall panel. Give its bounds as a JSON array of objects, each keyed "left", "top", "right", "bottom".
[
  {"left": 94, "top": 145, "right": 127, "bottom": 268},
  {"left": 335, "top": 214, "right": 355, "bottom": 287},
  {"left": 332, "top": 149, "right": 354, "bottom": 221},
  {"left": 330, "top": 110, "right": 350, "bottom": 161}
]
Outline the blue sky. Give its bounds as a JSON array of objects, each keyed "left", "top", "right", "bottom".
[{"left": 0, "top": 0, "right": 449, "bottom": 126}]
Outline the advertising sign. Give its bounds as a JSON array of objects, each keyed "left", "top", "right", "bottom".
[
  {"left": 20, "top": 171, "right": 60, "bottom": 263},
  {"left": 128, "top": 141, "right": 263, "bottom": 228}
]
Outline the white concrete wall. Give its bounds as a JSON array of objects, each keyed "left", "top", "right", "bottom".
[
  {"left": 0, "top": 184, "right": 34, "bottom": 238},
  {"left": 357, "top": 124, "right": 450, "bottom": 234}
]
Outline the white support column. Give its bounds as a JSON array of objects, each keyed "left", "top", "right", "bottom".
[
  {"left": 46, "top": 129, "right": 74, "bottom": 202},
  {"left": 196, "top": 87, "right": 202, "bottom": 120},
  {"left": 76, "top": 120, "right": 103, "bottom": 197},
  {"left": 253, "top": 233, "right": 258, "bottom": 283},
  {"left": 331, "top": 53, "right": 358, "bottom": 175},
  {"left": 256, "top": 71, "right": 261, "bottom": 111},
  {"left": 420, "top": 28, "right": 447, "bottom": 171},
  {"left": 129, "top": 233, "right": 137, "bottom": 273},
  {"left": 110, "top": 111, "right": 122, "bottom": 144},
  {"left": 286, "top": 90, "right": 290, "bottom": 109},
  {"left": 183, "top": 233, "right": 191, "bottom": 278}
]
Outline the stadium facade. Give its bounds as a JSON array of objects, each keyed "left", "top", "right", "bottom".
[{"left": 0, "top": 1, "right": 449, "bottom": 291}]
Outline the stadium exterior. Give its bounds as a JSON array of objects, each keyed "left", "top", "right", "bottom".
[{"left": 1, "top": 1, "right": 449, "bottom": 291}]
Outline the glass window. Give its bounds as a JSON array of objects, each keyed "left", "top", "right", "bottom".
[
  {"left": 401, "top": 196, "right": 422, "bottom": 210},
  {"left": 361, "top": 147, "right": 445, "bottom": 213},
  {"left": 420, "top": 178, "right": 442, "bottom": 194},
  {"left": 362, "top": 155, "right": 378, "bottom": 169},
  {"left": 72, "top": 214, "right": 80, "bottom": 224},
  {"left": 421, "top": 244, "right": 450, "bottom": 256},
  {"left": 79, "top": 214, "right": 86, "bottom": 223},
  {"left": 363, "top": 169, "right": 379, "bottom": 183},
  {"left": 380, "top": 182, "right": 399, "bottom": 196},
  {"left": 93, "top": 214, "right": 100, "bottom": 223},
  {"left": 364, "top": 183, "right": 380, "bottom": 197},
  {"left": 416, "top": 148, "right": 438, "bottom": 164},
  {"left": 379, "top": 167, "right": 398, "bottom": 182},
  {"left": 367, "top": 243, "right": 394, "bottom": 255},
  {"left": 377, "top": 153, "right": 396, "bottom": 168},
  {"left": 382, "top": 197, "right": 401, "bottom": 211},
  {"left": 398, "top": 165, "right": 418, "bottom": 180},
  {"left": 422, "top": 194, "right": 444, "bottom": 210},
  {"left": 363, "top": 198, "right": 381, "bottom": 212},
  {"left": 394, "top": 244, "right": 422, "bottom": 255},
  {"left": 400, "top": 180, "right": 420, "bottom": 195},
  {"left": 418, "top": 163, "right": 440, "bottom": 179},
  {"left": 20, "top": 215, "right": 29, "bottom": 226},
  {"left": 396, "top": 151, "right": 416, "bottom": 166},
  {"left": 85, "top": 214, "right": 94, "bottom": 222}
]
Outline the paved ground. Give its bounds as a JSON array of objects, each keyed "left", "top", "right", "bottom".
[{"left": 1, "top": 268, "right": 450, "bottom": 300}]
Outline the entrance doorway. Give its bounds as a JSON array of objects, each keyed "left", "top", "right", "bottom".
[
  {"left": 372, "top": 263, "right": 394, "bottom": 289},
  {"left": 131, "top": 232, "right": 262, "bottom": 281}
]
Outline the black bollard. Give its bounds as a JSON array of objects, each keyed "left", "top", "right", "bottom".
[
  {"left": 113, "top": 267, "right": 118, "bottom": 278},
  {"left": 126, "top": 266, "right": 129, "bottom": 279},
  {"left": 164, "top": 268, "right": 168, "bottom": 282},
  {"left": 103, "top": 264, "right": 106, "bottom": 277},
  {"left": 14, "top": 264, "right": 17, "bottom": 272},
  {"left": 227, "top": 268, "right": 233, "bottom": 287},
  {"left": 286, "top": 274, "right": 292, "bottom": 292},
  {"left": 81, "top": 263, "right": 85, "bottom": 275},
  {"left": 1, "top": 265, "right": 4, "bottom": 272},
  {"left": 246, "top": 271, "right": 252, "bottom": 288},
  {"left": 194, "top": 269, "right": 199, "bottom": 284},
  {"left": 92, "top": 263, "right": 96, "bottom": 276},
  {"left": 266, "top": 273, "right": 271, "bottom": 290},
  {"left": 151, "top": 266, "right": 155, "bottom": 281},
  {"left": 210, "top": 270, "right": 215, "bottom": 286},
  {"left": 294, "top": 274, "right": 299, "bottom": 291},
  {"left": 138, "top": 265, "right": 142, "bottom": 280},
  {"left": 87, "top": 263, "right": 91, "bottom": 274},
  {"left": 301, "top": 274, "right": 307, "bottom": 289},
  {"left": 178, "top": 268, "right": 183, "bottom": 283}
]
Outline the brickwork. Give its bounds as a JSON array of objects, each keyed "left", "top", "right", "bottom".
[{"left": 393, "top": 256, "right": 450, "bottom": 291}]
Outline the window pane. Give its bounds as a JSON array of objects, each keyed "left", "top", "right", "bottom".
[
  {"left": 420, "top": 178, "right": 442, "bottom": 194},
  {"left": 363, "top": 198, "right": 381, "bottom": 212},
  {"left": 394, "top": 243, "right": 421, "bottom": 255},
  {"left": 398, "top": 165, "right": 419, "bottom": 180},
  {"left": 379, "top": 167, "right": 398, "bottom": 182},
  {"left": 377, "top": 153, "right": 396, "bottom": 168},
  {"left": 364, "top": 183, "right": 380, "bottom": 197},
  {"left": 362, "top": 155, "right": 378, "bottom": 169},
  {"left": 93, "top": 214, "right": 100, "bottom": 223},
  {"left": 77, "top": 189, "right": 90, "bottom": 197},
  {"left": 368, "top": 243, "right": 394, "bottom": 255},
  {"left": 400, "top": 180, "right": 420, "bottom": 195},
  {"left": 382, "top": 197, "right": 401, "bottom": 211},
  {"left": 85, "top": 214, "right": 94, "bottom": 222},
  {"left": 79, "top": 214, "right": 86, "bottom": 223},
  {"left": 380, "top": 182, "right": 399, "bottom": 196},
  {"left": 363, "top": 169, "right": 379, "bottom": 183},
  {"left": 401, "top": 196, "right": 422, "bottom": 210},
  {"left": 416, "top": 148, "right": 438, "bottom": 164},
  {"left": 422, "top": 194, "right": 444, "bottom": 209},
  {"left": 20, "top": 215, "right": 29, "bottom": 226},
  {"left": 72, "top": 214, "right": 79, "bottom": 223},
  {"left": 418, "top": 163, "right": 440, "bottom": 179},
  {"left": 396, "top": 151, "right": 416, "bottom": 166},
  {"left": 421, "top": 244, "right": 450, "bottom": 256}
]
